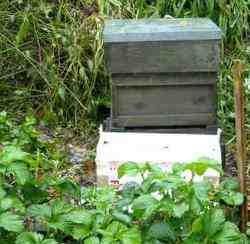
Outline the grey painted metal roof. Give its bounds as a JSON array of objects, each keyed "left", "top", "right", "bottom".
[{"left": 103, "top": 18, "right": 222, "bottom": 43}]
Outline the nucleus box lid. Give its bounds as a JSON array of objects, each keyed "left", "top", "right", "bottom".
[{"left": 103, "top": 18, "right": 222, "bottom": 43}]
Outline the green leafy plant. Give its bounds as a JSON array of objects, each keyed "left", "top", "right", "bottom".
[
  {"left": 0, "top": 112, "right": 80, "bottom": 242},
  {"left": 115, "top": 162, "right": 247, "bottom": 243},
  {"left": 0, "top": 112, "right": 248, "bottom": 242}
]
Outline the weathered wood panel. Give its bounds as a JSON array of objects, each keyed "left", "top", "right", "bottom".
[
  {"left": 112, "top": 72, "right": 217, "bottom": 86},
  {"left": 122, "top": 126, "right": 218, "bottom": 134},
  {"left": 115, "top": 85, "right": 215, "bottom": 115},
  {"left": 112, "top": 84, "right": 216, "bottom": 127},
  {"left": 105, "top": 40, "right": 220, "bottom": 74},
  {"left": 112, "top": 114, "right": 216, "bottom": 127}
]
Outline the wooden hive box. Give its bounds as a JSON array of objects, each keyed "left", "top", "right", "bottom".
[{"left": 103, "top": 18, "right": 222, "bottom": 130}]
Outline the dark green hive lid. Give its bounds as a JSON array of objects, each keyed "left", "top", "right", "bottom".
[{"left": 103, "top": 18, "right": 222, "bottom": 43}]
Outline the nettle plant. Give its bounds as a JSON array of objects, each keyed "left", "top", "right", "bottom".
[{"left": 0, "top": 111, "right": 248, "bottom": 243}]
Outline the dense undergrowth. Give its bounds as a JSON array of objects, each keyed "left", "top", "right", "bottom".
[
  {"left": 0, "top": 112, "right": 248, "bottom": 243},
  {"left": 0, "top": 0, "right": 249, "bottom": 141}
]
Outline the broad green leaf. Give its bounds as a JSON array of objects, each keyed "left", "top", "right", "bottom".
[
  {"left": 141, "top": 163, "right": 163, "bottom": 175},
  {"left": 112, "top": 211, "right": 132, "bottom": 225},
  {"left": 193, "top": 181, "right": 212, "bottom": 202},
  {"left": 158, "top": 199, "right": 175, "bottom": 215},
  {"left": 150, "top": 174, "right": 185, "bottom": 193},
  {"left": 185, "top": 159, "right": 222, "bottom": 176},
  {"left": 13, "top": 199, "right": 26, "bottom": 213},
  {"left": 133, "top": 194, "right": 157, "bottom": 210},
  {"left": 184, "top": 238, "right": 203, "bottom": 244},
  {"left": 16, "top": 232, "right": 43, "bottom": 244},
  {"left": 16, "top": 232, "right": 58, "bottom": 244},
  {"left": 122, "top": 182, "right": 141, "bottom": 198},
  {"left": 116, "top": 198, "right": 132, "bottom": 212},
  {"left": 106, "top": 221, "right": 127, "bottom": 235},
  {"left": 132, "top": 194, "right": 157, "bottom": 218},
  {"left": 93, "top": 187, "right": 116, "bottom": 210},
  {"left": 0, "top": 164, "right": 6, "bottom": 174},
  {"left": 0, "top": 146, "right": 30, "bottom": 165},
  {"left": 189, "top": 194, "right": 202, "bottom": 214},
  {"left": 0, "top": 196, "right": 25, "bottom": 213},
  {"left": 0, "top": 211, "right": 23, "bottom": 232},
  {"left": 0, "top": 197, "right": 14, "bottom": 210},
  {"left": 27, "top": 204, "right": 51, "bottom": 219},
  {"left": 72, "top": 226, "right": 91, "bottom": 240},
  {"left": 220, "top": 191, "right": 244, "bottom": 206},
  {"left": 98, "top": 222, "right": 129, "bottom": 243},
  {"left": 229, "top": 192, "right": 244, "bottom": 206},
  {"left": 172, "top": 163, "right": 186, "bottom": 175},
  {"left": 64, "top": 209, "right": 93, "bottom": 226},
  {"left": 121, "top": 227, "right": 141, "bottom": 244},
  {"left": 45, "top": 202, "right": 71, "bottom": 231},
  {"left": 47, "top": 215, "right": 72, "bottom": 233},
  {"left": 204, "top": 209, "right": 225, "bottom": 238},
  {"left": 147, "top": 223, "right": 176, "bottom": 242},
  {"left": 191, "top": 217, "right": 203, "bottom": 234},
  {"left": 84, "top": 236, "right": 100, "bottom": 244},
  {"left": 173, "top": 202, "right": 189, "bottom": 218},
  {"left": 0, "top": 186, "right": 6, "bottom": 199},
  {"left": 0, "top": 111, "right": 7, "bottom": 123},
  {"left": 118, "top": 162, "right": 140, "bottom": 178},
  {"left": 51, "top": 200, "right": 73, "bottom": 216},
  {"left": 41, "top": 240, "right": 58, "bottom": 244},
  {"left": 8, "top": 162, "right": 31, "bottom": 185},
  {"left": 214, "top": 222, "right": 244, "bottom": 244},
  {"left": 185, "top": 162, "right": 209, "bottom": 175},
  {"left": 101, "top": 237, "right": 115, "bottom": 244},
  {"left": 94, "top": 212, "right": 107, "bottom": 228},
  {"left": 221, "top": 178, "right": 240, "bottom": 191},
  {"left": 96, "top": 229, "right": 112, "bottom": 239},
  {"left": 22, "top": 184, "right": 49, "bottom": 203},
  {"left": 142, "top": 202, "right": 161, "bottom": 220},
  {"left": 55, "top": 179, "right": 80, "bottom": 197}
]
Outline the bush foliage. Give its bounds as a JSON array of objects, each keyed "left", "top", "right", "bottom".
[{"left": 0, "top": 112, "right": 248, "bottom": 243}]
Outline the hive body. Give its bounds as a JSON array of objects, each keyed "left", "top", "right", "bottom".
[{"left": 103, "top": 18, "right": 221, "bottom": 129}]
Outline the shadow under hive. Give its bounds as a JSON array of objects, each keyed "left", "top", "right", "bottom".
[{"left": 103, "top": 18, "right": 222, "bottom": 134}]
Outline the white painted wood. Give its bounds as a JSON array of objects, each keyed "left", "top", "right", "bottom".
[{"left": 96, "top": 126, "right": 222, "bottom": 186}]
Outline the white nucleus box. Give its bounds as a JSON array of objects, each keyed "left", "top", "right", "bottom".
[{"left": 96, "top": 127, "right": 222, "bottom": 187}]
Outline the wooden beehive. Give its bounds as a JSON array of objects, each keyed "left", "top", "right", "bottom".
[{"left": 103, "top": 18, "right": 222, "bottom": 130}]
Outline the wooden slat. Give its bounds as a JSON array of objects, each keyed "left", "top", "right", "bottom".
[
  {"left": 112, "top": 72, "right": 217, "bottom": 86},
  {"left": 112, "top": 84, "right": 216, "bottom": 128},
  {"left": 105, "top": 41, "right": 220, "bottom": 74},
  {"left": 112, "top": 113, "right": 216, "bottom": 128}
]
